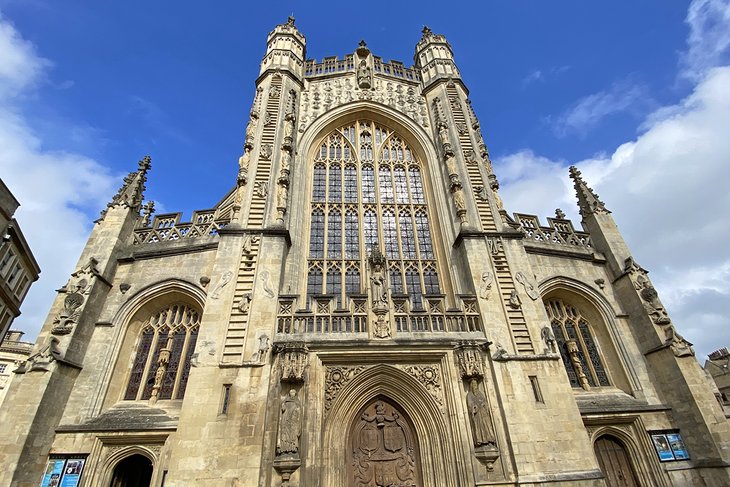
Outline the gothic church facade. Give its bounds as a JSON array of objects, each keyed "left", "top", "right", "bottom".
[{"left": 1, "top": 19, "right": 729, "bottom": 487}]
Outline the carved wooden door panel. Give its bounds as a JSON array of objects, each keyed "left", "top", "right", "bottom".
[
  {"left": 594, "top": 435, "right": 640, "bottom": 487},
  {"left": 347, "top": 398, "right": 421, "bottom": 487}
]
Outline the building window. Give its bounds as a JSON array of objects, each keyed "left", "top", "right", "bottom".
[
  {"left": 306, "top": 121, "right": 441, "bottom": 310},
  {"left": 123, "top": 303, "right": 200, "bottom": 401},
  {"left": 545, "top": 298, "right": 610, "bottom": 388}
]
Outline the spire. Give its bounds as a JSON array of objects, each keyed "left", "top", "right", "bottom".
[
  {"left": 568, "top": 165, "right": 610, "bottom": 218},
  {"left": 97, "top": 156, "right": 151, "bottom": 222}
]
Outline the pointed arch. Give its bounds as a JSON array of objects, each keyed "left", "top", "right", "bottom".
[
  {"left": 320, "top": 364, "right": 460, "bottom": 487},
  {"left": 538, "top": 276, "right": 642, "bottom": 395}
]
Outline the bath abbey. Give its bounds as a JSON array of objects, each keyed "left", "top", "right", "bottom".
[{"left": 1, "top": 18, "right": 729, "bottom": 487}]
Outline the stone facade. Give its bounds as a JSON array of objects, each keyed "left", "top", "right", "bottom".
[
  {"left": 0, "top": 330, "right": 33, "bottom": 406},
  {"left": 1, "top": 19, "right": 729, "bottom": 487},
  {"left": 0, "top": 180, "right": 41, "bottom": 343}
]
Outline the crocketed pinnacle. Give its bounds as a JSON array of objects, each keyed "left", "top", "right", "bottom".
[
  {"left": 568, "top": 165, "right": 610, "bottom": 217},
  {"left": 97, "top": 156, "right": 151, "bottom": 222}
]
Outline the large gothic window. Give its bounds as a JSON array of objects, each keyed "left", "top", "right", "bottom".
[
  {"left": 307, "top": 121, "right": 440, "bottom": 311},
  {"left": 124, "top": 303, "right": 200, "bottom": 401},
  {"left": 545, "top": 298, "right": 610, "bottom": 388}
]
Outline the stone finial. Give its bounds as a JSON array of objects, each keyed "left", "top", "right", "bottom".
[
  {"left": 287, "top": 15, "right": 295, "bottom": 26},
  {"left": 555, "top": 208, "right": 566, "bottom": 219},
  {"left": 568, "top": 166, "right": 610, "bottom": 217},
  {"left": 97, "top": 156, "right": 152, "bottom": 222}
]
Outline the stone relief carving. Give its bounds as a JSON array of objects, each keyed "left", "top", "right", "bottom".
[
  {"left": 400, "top": 364, "right": 443, "bottom": 408},
  {"left": 357, "top": 59, "right": 372, "bottom": 89},
  {"left": 277, "top": 389, "right": 302, "bottom": 456},
  {"left": 624, "top": 257, "right": 694, "bottom": 357},
  {"left": 508, "top": 290, "right": 521, "bottom": 309},
  {"left": 51, "top": 291, "right": 84, "bottom": 335},
  {"left": 324, "top": 365, "right": 366, "bottom": 413},
  {"left": 259, "top": 270, "right": 275, "bottom": 298},
  {"left": 487, "top": 237, "right": 503, "bottom": 256},
  {"left": 255, "top": 181, "right": 268, "bottom": 199},
  {"left": 251, "top": 334, "right": 270, "bottom": 364},
  {"left": 15, "top": 336, "right": 64, "bottom": 373},
  {"left": 274, "top": 342, "right": 309, "bottom": 382},
  {"left": 455, "top": 346, "right": 484, "bottom": 378},
  {"left": 244, "top": 115, "right": 258, "bottom": 148},
  {"left": 260, "top": 143, "right": 273, "bottom": 160},
  {"left": 236, "top": 292, "right": 252, "bottom": 314},
  {"left": 478, "top": 271, "right": 493, "bottom": 300},
  {"left": 515, "top": 271, "right": 539, "bottom": 300},
  {"left": 210, "top": 271, "right": 233, "bottom": 299},
  {"left": 297, "top": 77, "right": 429, "bottom": 134},
  {"left": 52, "top": 257, "right": 102, "bottom": 335},
  {"left": 466, "top": 379, "right": 498, "bottom": 450},
  {"left": 237, "top": 149, "right": 250, "bottom": 185},
  {"left": 351, "top": 400, "right": 417, "bottom": 487}
]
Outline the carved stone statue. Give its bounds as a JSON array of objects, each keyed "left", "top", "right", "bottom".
[
  {"left": 479, "top": 271, "right": 493, "bottom": 300},
  {"left": 277, "top": 389, "right": 302, "bottom": 456},
  {"left": 237, "top": 292, "right": 252, "bottom": 314},
  {"left": 283, "top": 114, "right": 295, "bottom": 143},
  {"left": 15, "top": 336, "right": 64, "bottom": 373},
  {"left": 508, "top": 289, "right": 521, "bottom": 309},
  {"left": 245, "top": 116, "right": 258, "bottom": 147},
  {"left": 253, "top": 334, "right": 270, "bottom": 364},
  {"left": 566, "top": 340, "right": 590, "bottom": 390},
  {"left": 466, "top": 379, "right": 497, "bottom": 449},
  {"left": 357, "top": 59, "right": 372, "bottom": 89},
  {"left": 541, "top": 326, "right": 557, "bottom": 353}
]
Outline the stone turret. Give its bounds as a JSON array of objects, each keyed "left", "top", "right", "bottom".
[
  {"left": 259, "top": 16, "right": 306, "bottom": 81},
  {"left": 414, "top": 26, "right": 461, "bottom": 89}
]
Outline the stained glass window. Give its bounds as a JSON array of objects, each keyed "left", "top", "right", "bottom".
[
  {"left": 124, "top": 304, "right": 201, "bottom": 401},
  {"left": 307, "top": 121, "right": 441, "bottom": 313},
  {"left": 545, "top": 298, "right": 610, "bottom": 388}
]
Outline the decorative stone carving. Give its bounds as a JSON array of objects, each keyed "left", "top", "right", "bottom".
[
  {"left": 237, "top": 149, "right": 250, "bottom": 185},
  {"left": 401, "top": 364, "right": 443, "bottom": 407},
  {"left": 241, "top": 233, "right": 260, "bottom": 255},
  {"left": 555, "top": 208, "right": 566, "bottom": 219},
  {"left": 251, "top": 334, "right": 270, "bottom": 364},
  {"left": 51, "top": 292, "right": 84, "bottom": 335},
  {"left": 283, "top": 114, "right": 295, "bottom": 147},
  {"left": 15, "top": 336, "right": 64, "bottom": 373},
  {"left": 515, "top": 271, "right": 539, "bottom": 300},
  {"left": 255, "top": 181, "right": 268, "bottom": 199},
  {"left": 119, "top": 282, "right": 131, "bottom": 294},
  {"left": 541, "top": 326, "right": 557, "bottom": 354},
  {"left": 487, "top": 237, "right": 503, "bottom": 256},
  {"left": 277, "top": 389, "right": 302, "bottom": 456},
  {"left": 149, "top": 345, "right": 171, "bottom": 404},
  {"left": 456, "top": 346, "right": 484, "bottom": 378},
  {"left": 437, "top": 123, "right": 454, "bottom": 156},
  {"left": 276, "top": 182, "right": 289, "bottom": 223},
  {"left": 566, "top": 340, "right": 590, "bottom": 390},
  {"left": 508, "top": 290, "right": 521, "bottom": 309},
  {"left": 210, "top": 271, "right": 233, "bottom": 299},
  {"left": 236, "top": 292, "right": 252, "bottom": 314},
  {"left": 259, "top": 270, "right": 275, "bottom": 298},
  {"left": 141, "top": 200, "right": 155, "bottom": 227},
  {"left": 357, "top": 59, "right": 372, "bottom": 89},
  {"left": 325, "top": 365, "right": 366, "bottom": 413},
  {"left": 245, "top": 115, "right": 258, "bottom": 149},
  {"left": 466, "top": 379, "right": 498, "bottom": 449},
  {"left": 199, "top": 276, "right": 210, "bottom": 288},
  {"left": 479, "top": 271, "right": 493, "bottom": 300},
  {"left": 624, "top": 257, "right": 694, "bottom": 357},
  {"left": 260, "top": 143, "right": 273, "bottom": 160},
  {"left": 368, "top": 247, "right": 390, "bottom": 339},
  {"left": 274, "top": 342, "right": 308, "bottom": 382}
]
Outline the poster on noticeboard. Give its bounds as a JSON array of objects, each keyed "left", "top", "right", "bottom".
[
  {"left": 39, "top": 457, "right": 85, "bottom": 487},
  {"left": 651, "top": 431, "right": 690, "bottom": 462}
]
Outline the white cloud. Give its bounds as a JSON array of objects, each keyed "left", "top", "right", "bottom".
[
  {"left": 0, "top": 13, "right": 117, "bottom": 340},
  {"left": 551, "top": 78, "right": 649, "bottom": 138},
  {"left": 495, "top": 66, "right": 730, "bottom": 360},
  {"left": 681, "top": 0, "right": 730, "bottom": 81},
  {"left": 0, "top": 12, "right": 49, "bottom": 98}
]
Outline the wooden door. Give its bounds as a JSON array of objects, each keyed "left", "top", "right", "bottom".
[{"left": 594, "top": 435, "right": 640, "bottom": 487}]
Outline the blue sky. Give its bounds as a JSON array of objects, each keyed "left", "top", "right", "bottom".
[{"left": 1, "top": 1, "right": 729, "bottom": 361}]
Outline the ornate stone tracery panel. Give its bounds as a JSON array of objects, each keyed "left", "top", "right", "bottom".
[{"left": 348, "top": 398, "right": 421, "bottom": 487}]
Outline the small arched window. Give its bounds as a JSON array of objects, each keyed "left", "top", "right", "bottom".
[
  {"left": 545, "top": 298, "right": 610, "bottom": 388},
  {"left": 124, "top": 303, "right": 200, "bottom": 401}
]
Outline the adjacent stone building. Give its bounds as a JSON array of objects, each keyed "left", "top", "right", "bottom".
[
  {"left": 1, "top": 20, "right": 729, "bottom": 487},
  {"left": 0, "top": 330, "right": 33, "bottom": 406},
  {"left": 0, "top": 179, "right": 41, "bottom": 344}
]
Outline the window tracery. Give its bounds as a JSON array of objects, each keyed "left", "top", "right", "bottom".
[
  {"left": 545, "top": 298, "right": 610, "bottom": 388},
  {"left": 306, "top": 121, "right": 441, "bottom": 311},
  {"left": 124, "top": 303, "right": 201, "bottom": 401}
]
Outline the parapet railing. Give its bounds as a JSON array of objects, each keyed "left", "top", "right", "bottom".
[
  {"left": 276, "top": 295, "right": 481, "bottom": 336},
  {"left": 514, "top": 213, "right": 592, "bottom": 250},
  {"left": 304, "top": 55, "right": 421, "bottom": 82},
  {"left": 132, "top": 210, "right": 227, "bottom": 245}
]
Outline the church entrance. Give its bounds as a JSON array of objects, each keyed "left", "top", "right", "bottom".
[
  {"left": 109, "top": 454, "right": 153, "bottom": 487},
  {"left": 347, "top": 397, "right": 421, "bottom": 487},
  {"left": 594, "top": 435, "right": 640, "bottom": 487}
]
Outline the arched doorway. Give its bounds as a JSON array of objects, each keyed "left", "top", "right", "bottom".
[
  {"left": 594, "top": 435, "right": 640, "bottom": 487},
  {"left": 109, "top": 454, "right": 153, "bottom": 487},
  {"left": 347, "top": 397, "right": 421, "bottom": 487}
]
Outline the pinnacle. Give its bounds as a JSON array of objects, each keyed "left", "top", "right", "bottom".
[{"left": 568, "top": 165, "right": 610, "bottom": 217}]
